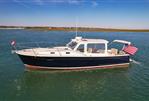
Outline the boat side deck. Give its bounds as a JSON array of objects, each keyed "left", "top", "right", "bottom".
[{"left": 16, "top": 47, "right": 129, "bottom": 57}]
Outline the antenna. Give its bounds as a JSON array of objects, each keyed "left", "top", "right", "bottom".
[{"left": 75, "top": 17, "right": 78, "bottom": 37}]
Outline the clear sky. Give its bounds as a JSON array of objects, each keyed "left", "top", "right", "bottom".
[{"left": 0, "top": 0, "right": 149, "bottom": 29}]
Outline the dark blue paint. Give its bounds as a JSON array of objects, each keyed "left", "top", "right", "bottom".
[{"left": 18, "top": 54, "right": 129, "bottom": 68}]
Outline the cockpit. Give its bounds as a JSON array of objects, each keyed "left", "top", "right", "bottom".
[{"left": 66, "top": 37, "right": 108, "bottom": 54}]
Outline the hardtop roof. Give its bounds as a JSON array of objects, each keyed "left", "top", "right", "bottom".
[{"left": 72, "top": 37, "right": 109, "bottom": 44}]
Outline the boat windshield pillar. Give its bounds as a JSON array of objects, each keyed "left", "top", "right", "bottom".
[
  {"left": 105, "top": 43, "right": 108, "bottom": 54},
  {"left": 84, "top": 44, "right": 87, "bottom": 54}
]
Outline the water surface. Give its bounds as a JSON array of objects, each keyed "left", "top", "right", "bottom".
[{"left": 0, "top": 29, "right": 149, "bottom": 101}]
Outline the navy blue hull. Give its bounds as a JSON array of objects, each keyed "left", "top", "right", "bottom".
[{"left": 17, "top": 54, "right": 130, "bottom": 70}]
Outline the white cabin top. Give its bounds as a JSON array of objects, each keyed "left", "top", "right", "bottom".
[
  {"left": 66, "top": 36, "right": 109, "bottom": 55},
  {"left": 71, "top": 37, "right": 109, "bottom": 44}
]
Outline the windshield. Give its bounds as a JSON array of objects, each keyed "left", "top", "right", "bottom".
[{"left": 67, "top": 41, "right": 78, "bottom": 49}]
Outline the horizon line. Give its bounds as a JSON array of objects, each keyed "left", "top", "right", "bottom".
[{"left": 0, "top": 25, "right": 149, "bottom": 30}]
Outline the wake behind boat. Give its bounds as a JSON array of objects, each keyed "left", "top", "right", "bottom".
[{"left": 12, "top": 36, "right": 138, "bottom": 71}]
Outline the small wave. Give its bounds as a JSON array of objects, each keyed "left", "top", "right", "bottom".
[{"left": 130, "top": 59, "right": 142, "bottom": 66}]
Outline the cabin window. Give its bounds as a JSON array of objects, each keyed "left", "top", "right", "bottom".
[
  {"left": 87, "top": 44, "right": 105, "bottom": 53},
  {"left": 68, "top": 41, "right": 77, "bottom": 49},
  {"left": 77, "top": 44, "right": 84, "bottom": 52}
]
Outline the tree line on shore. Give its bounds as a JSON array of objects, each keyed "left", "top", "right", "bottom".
[{"left": 0, "top": 26, "right": 149, "bottom": 32}]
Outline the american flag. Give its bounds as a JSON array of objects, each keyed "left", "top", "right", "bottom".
[
  {"left": 10, "top": 40, "right": 16, "bottom": 46},
  {"left": 123, "top": 45, "right": 138, "bottom": 55}
]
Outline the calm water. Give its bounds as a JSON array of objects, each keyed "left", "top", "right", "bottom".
[{"left": 0, "top": 29, "right": 149, "bottom": 101}]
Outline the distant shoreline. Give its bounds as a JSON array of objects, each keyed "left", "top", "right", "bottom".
[{"left": 0, "top": 26, "right": 149, "bottom": 32}]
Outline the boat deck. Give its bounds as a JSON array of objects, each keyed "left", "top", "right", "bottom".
[{"left": 16, "top": 47, "right": 129, "bottom": 57}]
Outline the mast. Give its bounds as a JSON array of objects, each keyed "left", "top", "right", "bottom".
[{"left": 75, "top": 17, "right": 78, "bottom": 37}]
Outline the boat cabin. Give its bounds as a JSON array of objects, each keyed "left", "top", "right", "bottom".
[{"left": 67, "top": 37, "right": 109, "bottom": 55}]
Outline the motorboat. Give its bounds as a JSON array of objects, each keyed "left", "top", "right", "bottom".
[{"left": 12, "top": 36, "right": 138, "bottom": 71}]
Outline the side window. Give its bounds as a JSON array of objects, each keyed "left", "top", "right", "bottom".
[
  {"left": 87, "top": 44, "right": 105, "bottom": 53},
  {"left": 77, "top": 44, "right": 84, "bottom": 52}
]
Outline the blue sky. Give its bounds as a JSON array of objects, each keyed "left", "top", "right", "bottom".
[{"left": 0, "top": 0, "right": 149, "bottom": 29}]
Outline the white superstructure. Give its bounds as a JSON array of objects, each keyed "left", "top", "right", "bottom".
[{"left": 16, "top": 36, "right": 129, "bottom": 57}]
